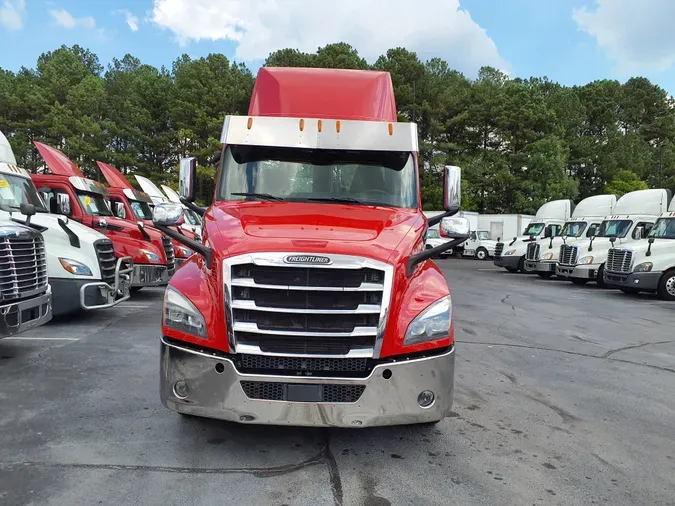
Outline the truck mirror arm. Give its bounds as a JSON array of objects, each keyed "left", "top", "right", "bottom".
[
  {"left": 406, "top": 234, "right": 470, "bottom": 277},
  {"left": 155, "top": 224, "right": 213, "bottom": 269},
  {"left": 137, "top": 223, "right": 151, "bottom": 242},
  {"left": 180, "top": 197, "right": 206, "bottom": 217},
  {"left": 57, "top": 217, "right": 81, "bottom": 248},
  {"left": 426, "top": 207, "right": 460, "bottom": 228},
  {"left": 646, "top": 237, "right": 654, "bottom": 256}
]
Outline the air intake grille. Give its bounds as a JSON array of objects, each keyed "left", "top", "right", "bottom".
[
  {"left": 237, "top": 354, "right": 370, "bottom": 376},
  {"left": 526, "top": 242, "right": 541, "bottom": 261},
  {"left": 162, "top": 236, "right": 175, "bottom": 271},
  {"left": 0, "top": 234, "right": 48, "bottom": 302},
  {"left": 606, "top": 248, "right": 633, "bottom": 274},
  {"left": 240, "top": 381, "right": 365, "bottom": 403},
  {"left": 94, "top": 239, "right": 116, "bottom": 284},
  {"left": 494, "top": 243, "right": 504, "bottom": 259},
  {"left": 559, "top": 244, "right": 578, "bottom": 266}
]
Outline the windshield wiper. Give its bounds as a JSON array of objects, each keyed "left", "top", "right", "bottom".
[
  {"left": 305, "top": 197, "right": 369, "bottom": 205},
  {"left": 231, "top": 192, "right": 285, "bottom": 202}
]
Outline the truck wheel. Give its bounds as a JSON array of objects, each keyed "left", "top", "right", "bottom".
[
  {"left": 571, "top": 279, "right": 588, "bottom": 285},
  {"left": 657, "top": 269, "right": 675, "bottom": 301},
  {"left": 131, "top": 287, "right": 143, "bottom": 293},
  {"left": 537, "top": 272, "right": 553, "bottom": 279},
  {"left": 518, "top": 257, "right": 527, "bottom": 273},
  {"left": 596, "top": 264, "right": 607, "bottom": 288},
  {"left": 620, "top": 288, "right": 640, "bottom": 295},
  {"left": 475, "top": 247, "right": 488, "bottom": 261},
  {"left": 505, "top": 267, "right": 518, "bottom": 273}
]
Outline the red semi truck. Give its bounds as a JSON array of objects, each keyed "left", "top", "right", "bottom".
[
  {"left": 152, "top": 67, "right": 469, "bottom": 427},
  {"left": 95, "top": 161, "right": 195, "bottom": 268},
  {"left": 31, "top": 142, "right": 176, "bottom": 289}
]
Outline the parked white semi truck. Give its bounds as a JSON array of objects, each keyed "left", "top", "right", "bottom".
[
  {"left": 524, "top": 194, "right": 617, "bottom": 278},
  {"left": 0, "top": 132, "right": 132, "bottom": 316},
  {"left": 494, "top": 200, "right": 572, "bottom": 273},
  {"left": 604, "top": 197, "right": 675, "bottom": 299},
  {"left": 556, "top": 189, "right": 670, "bottom": 286}
]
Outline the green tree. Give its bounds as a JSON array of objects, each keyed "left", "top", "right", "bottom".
[{"left": 603, "top": 170, "right": 649, "bottom": 197}]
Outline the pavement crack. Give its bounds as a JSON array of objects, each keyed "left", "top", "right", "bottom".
[
  {"left": 322, "top": 431, "right": 344, "bottom": 506},
  {"left": 601, "top": 340, "right": 673, "bottom": 358},
  {"left": 500, "top": 294, "right": 515, "bottom": 312}
]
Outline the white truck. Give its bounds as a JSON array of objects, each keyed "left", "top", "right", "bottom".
[
  {"left": 478, "top": 214, "right": 534, "bottom": 244},
  {"left": 556, "top": 189, "right": 670, "bottom": 286},
  {"left": 0, "top": 132, "right": 132, "bottom": 316},
  {"left": 604, "top": 197, "right": 675, "bottom": 299},
  {"left": 524, "top": 194, "right": 616, "bottom": 278},
  {"left": 424, "top": 211, "right": 497, "bottom": 260},
  {"left": 494, "top": 199, "right": 572, "bottom": 273}
]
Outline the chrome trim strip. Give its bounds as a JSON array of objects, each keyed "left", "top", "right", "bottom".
[
  {"left": 235, "top": 343, "right": 374, "bottom": 358},
  {"left": 231, "top": 300, "right": 381, "bottom": 314},
  {"left": 231, "top": 278, "right": 384, "bottom": 292},
  {"left": 233, "top": 321, "right": 378, "bottom": 337}
]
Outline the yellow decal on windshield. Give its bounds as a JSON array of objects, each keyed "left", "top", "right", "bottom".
[
  {"left": 0, "top": 179, "right": 8, "bottom": 188},
  {"left": 84, "top": 196, "right": 91, "bottom": 206}
]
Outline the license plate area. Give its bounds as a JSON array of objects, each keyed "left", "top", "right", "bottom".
[{"left": 287, "top": 384, "right": 321, "bottom": 402}]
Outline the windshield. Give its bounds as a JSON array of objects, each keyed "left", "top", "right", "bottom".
[
  {"left": 427, "top": 229, "right": 440, "bottom": 238},
  {"left": 648, "top": 218, "right": 675, "bottom": 239},
  {"left": 560, "top": 221, "right": 587, "bottom": 238},
  {"left": 129, "top": 200, "right": 153, "bottom": 220},
  {"left": 477, "top": 231, "right": 490, "bottom": 240},
  {"left": 217, "top": 145, "right": 417, "bottom": 208},
  {"left": 0, "top": 173, "right": 48, "bottom": 213},
  {"left": 77, "top": 191, "right": 112, "bottom": 217},
  {"left": 596, "top": 219, "right": 632, "bottom": 238},
  {"left": 183, "top": 208, "right": 200, "bottom": 225},
  {"left": 523, "top": 223, "right": 544, "bottom": 236}
]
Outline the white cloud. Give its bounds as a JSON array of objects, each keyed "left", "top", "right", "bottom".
[
  {"left": 0, "top": 0, "right": 26, "bottom": 30},
  {"left": 116, "top": 9, "right": 139, "bottom": 31},
  {"left": 49, "top": 8, "right": 96, "bottom": 30},
  {"left": 150, "top": 0, "right": 508, "bottom": 76},
  {"left": 573, "top": 0, "right": 675, "bottom": 74}
]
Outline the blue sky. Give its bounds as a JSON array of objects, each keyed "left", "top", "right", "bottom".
[{"left": 2, "top": 0, "right": 675, "bottom": 95}]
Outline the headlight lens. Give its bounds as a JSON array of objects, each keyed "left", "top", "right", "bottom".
[
  {"left": 543, "top": 252, "right": 554, "bottom": 260},
  {"left": 175, "top": 246, "right": 193, "bottom": 257},
  {"left": 578, "top": 256, "right": 594, "bottom": 264},
  {"left": 634, "top": 262, "right": 653, "bottom": 272},
  {"left": 504, "top": 249, "right": 516, "bottom": 256},
  {"left": 59, "top": 258, "right": 93, "bottom": 276},
  {"left": 404, "top": 296, "right": 451, "bottom": 346},
  {"left": 140, "top": 249, "right": 161, "bottom": 263},
  {"left": 163, "top": 286, "right": 207, "bottom": 338}
]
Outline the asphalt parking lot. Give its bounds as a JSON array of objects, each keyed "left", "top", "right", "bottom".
[{"left": 1, "top": 259, "right": 674, "bottom": 506}]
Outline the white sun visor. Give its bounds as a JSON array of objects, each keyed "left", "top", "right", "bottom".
[{"left": 220, "top": 115, "right": 419, "bottom": 153}]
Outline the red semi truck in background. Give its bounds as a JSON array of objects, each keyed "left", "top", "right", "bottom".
[
  {"left": 31, "top": 142, "right": 176, "bottom": 289},
  {"left": 152, "top": 67, "right": 469, "bottom": 427},
  {"left": 96, "top": 161, "right": 195, "bottom": 268}
]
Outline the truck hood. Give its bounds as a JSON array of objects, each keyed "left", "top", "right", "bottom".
[
  {"left": 502, "top": 236, "right": 538, "bottom": 255},
  {"left": 209, "top": 202, "right": 422, "bottom": 264},
  {"left": 2, "top": 211, "right": 104, "bottom": 245}
]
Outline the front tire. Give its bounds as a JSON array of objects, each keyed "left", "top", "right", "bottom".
[
  {"left": 537, "top": 272, "right": 553, "bottom": 279},
  {"left": 476, "top": 247, "right": 488, "bottom": 261},
  {"left": 657, "top": 269, "right": 675, "bottom": 301},
  {"left": 620, "top": 287, "right": 640, "bottom": 295},
  {"left": 571, "top": 278, "right": 588, "bottom": 285},
  {"left": 597, "top": 264, "right": 607, "bottom": 288},
  {"left": 505, "top": 267, "right": 518, "bottom": 273},
  {"left": 518, "top": 256, "right": 527, "bottom": 273},
  {"left": 131, "top": 287, "right": 143, "bottom": 293}
]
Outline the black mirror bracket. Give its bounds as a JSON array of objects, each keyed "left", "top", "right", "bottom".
[
  {"left": 407, "top": 235, "right": 469, "bottom": 276},
  {"left": 156, "top": 224, "right": 213, "bottom": 269}
]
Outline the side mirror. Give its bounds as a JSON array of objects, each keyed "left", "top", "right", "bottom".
[
  {"left": 20, "top": 202, "right": 36, "bottom": 217},
  {"left": 57, "top": 193, "right": 71, "bottom": 216},
  {"left": 443, "top": 165, "right": 461, "bottom": 214},
  {"left": 648, "top": 237, "right": 655, "bottom": 244},
  {"left": 440, "top": 216, "right": 471, "bottom": 238},
  {"left": 544, "top": 225, "right": 553, "bottom": 238},
  {"left": 609, "top": 236, "right": 616, "bottom": 246},
  {"left": 179, "top": 157, "right": 197, "bottom": 202},
  {"left": 634, "top": 227, "right": 644, "bottom": 240},
  {"left": 153, "top": 203, "right": 185, "bottom": 227},
  {"left": 114, "top": 202, "right": 126, "bottom": 219}
]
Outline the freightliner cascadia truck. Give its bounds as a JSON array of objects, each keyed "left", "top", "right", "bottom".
[
  {"left": 30, "top": 142, "right": 175, "bottom": 290},
  {"left": 150, "top": 67, "right": 471, "bottom": 427},
  {"left": 493, "top": 199, "right": 572, "bottom": 273},
  {"left": 96, "top": 161, "right": 195, "bottom": 268},
  {"left": 0, "top": 132, "right": 132, "bottom": 315},
  {"left": 524, "top": 195, "right": 616, "bottom": 278}
]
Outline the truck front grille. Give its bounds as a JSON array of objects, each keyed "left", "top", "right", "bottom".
[
  {"left": 94, "top": 239, "right": 116, "bottom": 284},
  {"left": 237, "top": 354, "right": 370, "bottom": 376},
  {"left": 559, "top": 244, "right": 578, "bottom": 266},
  {"left": 240, "top": 381, "right": 365, "bottom": 403},
  {"left": 227, "top": 254, "right": 390, "bottom": 357},
  {"left": 607, "top": 248, "right": 633, "bottom": 273},
  {"left": 0, "top": 235, "right": 48, "bottom": 301},
  {"left": 526, "top": 243, "right": 540, "bottom": 261},
  {"left": 494, "top": 243, "right": 504, "bottom": 259},
  {"left": 162, "top": 236, "right": 175, "bottom": 272}
]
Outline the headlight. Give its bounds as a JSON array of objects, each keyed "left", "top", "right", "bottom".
[
  {"left": 404, "top": 296, "right": 451, "bottom": 346},
  {"left": 504, "top": 249, "right": 516, "bottom": 256},
  {"left": 59, "top": 258, "right": 93, "bottom": 276},
  {"left": 140, "top": 249, "right": 161, "bottom": 263},
  {"left": 634, "top": 262, "right": 653, "bottom": 272},
  {"left": 578, "top": 256, "right": 594, "bottom": 264},
  {"left": 163, "top": 286, "right": 207, "bottom": 338},
  {"left": 176, "top": 246, "right": 193, "bottom": 257},
  {"left": 543, "top": 252, "right": 554, "bottom": 260}
]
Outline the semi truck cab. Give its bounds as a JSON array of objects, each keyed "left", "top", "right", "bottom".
[
  {"left": 494, "top": 199, "right": 572, "bottom": 273},
  {"left": 151, "top": 67, "right": 471, "bottom": 428},
  {"left": 135, "top": 175, "right": 202, "bottom": 237},
  {"left": 556, "top": 189, "right": 670, "bottom": 286}
]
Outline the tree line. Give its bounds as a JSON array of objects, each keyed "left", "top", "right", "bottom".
[{"left": 1, "top": 43, "right": 673, "bottom": 213}]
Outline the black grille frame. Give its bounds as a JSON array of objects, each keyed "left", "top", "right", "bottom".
[
  {"left": 94, "top": 239, "right": 116, "bottom": 284},
  {"left": 559, "top": 244, "right": 578, "bottom": 266},
  {"left": 240, "top": 381, "right": 365, "bottom": 403},
  {"left": 494, "top": 243, "right": 504, "bottom": 259},
  {"left": 236, "top": 354, "right": 371, "bottom": 377},
  {"left": 606, "top": 248, "right": 633, "bottom": 273},
  {"left": 526, "top": 242, "right": 541, "bottom": 261},
  {"left": 0, "top": 233, "right": 48, "bottom": 302},
  {"left": 162, "top": 236, "right": 175, "bottom": 271}
]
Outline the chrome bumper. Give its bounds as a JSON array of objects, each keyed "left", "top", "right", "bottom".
[
  {"left": 160, "top": 337, "right": 456, "bottom": 427},
  {"left": 556, "top": 264, "right": 598, "bottom": 280},
  {"left": 533, "top": 260, "right": 556, "bottom": 273},
  {"left": 131, "top": 264, "right": 171, "bottom": 287},
  {"left": 0, "top": 287, "right": 52, "bottom": 338},
  {"left": 80, "top": 257, "right": 133, "bottom": 310}
]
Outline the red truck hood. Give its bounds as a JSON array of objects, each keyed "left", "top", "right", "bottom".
[{"left": 209, "top": 202, "right": 423, "bottom": 264}]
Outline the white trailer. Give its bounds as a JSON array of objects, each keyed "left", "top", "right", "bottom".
[
  {"left": 423, "top": 211, "right": 496, "bottom": 260},
  {"left": 478, "top": 214, "right": 534, "bottom": 242}
]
